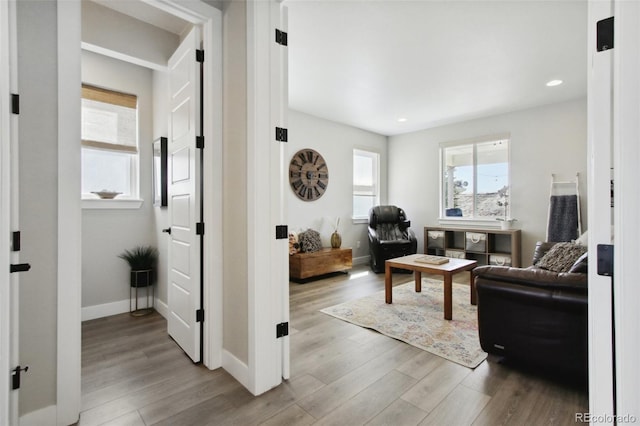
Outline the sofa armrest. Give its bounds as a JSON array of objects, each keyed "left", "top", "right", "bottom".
[{"left": 473, "top": 265, "right": 587, "bottom": 293}]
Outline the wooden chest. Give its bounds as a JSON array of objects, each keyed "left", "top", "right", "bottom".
[{"left": 289, "top": 248, "right": 353, "bottom": 280}]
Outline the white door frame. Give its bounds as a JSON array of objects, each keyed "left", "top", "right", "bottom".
[
  {"left": 1, "top": 0, "right": 18, "bottom": 424},
  {"left": 587, "top": 0, "right": 615, "bottom": 419},
  {"left": 246, "top": 0, "right": 289, "bottom": 395},
  {"left": 56, "top": 1, "right": 222, "bottom": 423},
  {"left": 612, "top": 0, "right": 640, "bottom": 418}
]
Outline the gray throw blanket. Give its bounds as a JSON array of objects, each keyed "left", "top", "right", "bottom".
[{"left": 547, "top": 195, "right": 579, "bottom": 242}]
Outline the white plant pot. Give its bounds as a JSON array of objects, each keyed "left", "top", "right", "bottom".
[{"left": 500, "top": 220, "right": 515, "bottom": 230}]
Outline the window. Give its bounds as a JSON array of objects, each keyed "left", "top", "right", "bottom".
[
  {"left": 441, "top": 135, "right": 510, "bottom": 220},
  {"left": 353, "top": 149, "right": 380, "bottom": 219},
  {"left": 81, "top": 84, "right": 139, "bottom": 199}
]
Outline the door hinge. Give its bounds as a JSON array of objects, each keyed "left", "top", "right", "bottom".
[
  {"left": 196, "top": 309, "right": 205, "bottom": 323},
  {"left": 275, "top": 225, "right": 288, "bottom": 240},
  {"left": 196, "top": 49, "right": 205, "bottom": 63},
  {"left": 276, "top": 322, "right": 289, "bottom": 338},
  {"left": 275, "top": 29, "right": 288, "bottom": 46},
  {"left": 12, "top": 231, "right": 21, "bottom": 252},
  {"left": 275, "top": 127, "right": 288, "bottom": 142},
  {"left": 12, "top": 365, "right": 28, "bottom": 390},
  {"left": 196, "top": 223, "right": 205, "bottom": 235},
  {"left": 196, "top": 136, "right": 205, "bottom": 149},
  {"left": 11, "top": 94, "right": 19, "bottom": 115},
  {"left": 10, "top": 263, "right": 31, "bottom": 273},
  {"left": 597, "top": 244, "right": 614, "bottom": 277},
  {"left": 597, "top": 17, "right": 614, "bottom": 52}
]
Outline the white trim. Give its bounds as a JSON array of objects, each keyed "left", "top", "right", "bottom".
[
  {"left": 154, "top": 297, "right": 169, "bottom": 319},
  {"left": 0, "top": 0, "right": 13, "bottom": 422},
  {"left": 140, "top": 0, "right": 216, "bottom": 24},
  {"left": 82, "top": 42, "right": 169, "bottom": 72},
  {"left": 57, "top": 1, "right": 82, "bottom": 425},
  {"left": 353, "top": 255, "right": 370, "bottom": 266},
  {"left": 82, "top": 300, "right": 130, "bottom": 322},
  {"left": 81, "top": 198, "right": 144, "bottom": 209},
  {"left": 437, "top": 218, "right": 506, "bottom": 229},
  {"left": 275, "top": 2, "right": 289, "bottom": 381},
  {"left": 587, "top": 0, "right": 615, "bottom": 419},
  {"left": 246, "top": 0, "right": 285, "bottom": 396},
  {"left": 221, "top": 350, "right": 250, "bottom": 391},
  {"left": 613, "top": 0, "right": 640, "bottom": 418},
  {"left": 81, "top": 292, "right": 156, "bottom": 322},
  {"left": 57, "top": 1, "right": 223, "bottom": 423},
  {"left": 19, "top": 404, "right": 56, "bottom": 426},
  {"left": 201, "top": 9, "right": 223, "bottom": 371}
]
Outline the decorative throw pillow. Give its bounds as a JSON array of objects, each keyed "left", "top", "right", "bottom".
[
  {"left": 298, "top": 229, "right": 322, "bottom": 253},
  {"left": 568, "top": 251, "right": 588, "bottom": 273},
  {"left": 572, "top": 230, "right": 588, "bottom": 247},
  {"left": 537, "top": 242, "right": 588, "bottom": 273}
]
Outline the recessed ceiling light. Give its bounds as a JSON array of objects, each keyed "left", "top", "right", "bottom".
[
  {"left": 397, "top": 118, "right": 408, "bottom": 123},
  {"left": 546, "top": 79, "right": 563, "bottom": 87}
]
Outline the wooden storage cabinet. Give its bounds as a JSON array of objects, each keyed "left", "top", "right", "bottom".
[
  {"left": 289, "top": 248, "right": 353, "bottom": 281},
  {"left": 424, "top": 226, "right": 521, "bottom": 267}
]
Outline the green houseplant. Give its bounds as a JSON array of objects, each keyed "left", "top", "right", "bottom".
[{"left": 118, "top": 245, "right": 159, "bottom": 288}]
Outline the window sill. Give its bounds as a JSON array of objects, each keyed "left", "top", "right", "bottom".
[
  {"left": 82, "top": 198, "right": 144, "bottom": 210},
  {"left": 438, "top": 217, "right": 505, "bottom": 229},
  {"left": 352, "top": 217, "right": 369, "bottom": 225}
]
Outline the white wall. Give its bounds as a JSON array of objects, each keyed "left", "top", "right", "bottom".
[
  {"left": 82, "top": 1, "right": 180, "bottom": 70},
  {"left": 81, "top": 51, "right": 156, "bottom": 315},
  {"left": 287, "top": 109, "right": 388, "bottom": 263},
  {"left": 388, "top": 98, "right": 588, "bottom": 265},
  {"left": 222, "top": 0, "right": 249, "bottom": 364},
  {"left": 152, "top": 70, "right": 170, "bottom": 310},
  {"left": 17, "top": 0, "right": 59, "bottom": 414}
]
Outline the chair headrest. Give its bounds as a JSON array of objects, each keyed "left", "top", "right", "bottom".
[{"left": 369, "top": 205, "right": 407, "bottom": 227}]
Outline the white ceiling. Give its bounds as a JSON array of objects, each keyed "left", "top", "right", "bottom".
[
  {"left": 90, "top": 0, "right": 588, "bottom": 137},
  {"left": 286, "top": 0, "right": 588, "bottom": 136}
]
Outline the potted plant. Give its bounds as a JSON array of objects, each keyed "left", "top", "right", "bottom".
[{"left": 118, "top": 245, "right": 159, "bottom": 288}]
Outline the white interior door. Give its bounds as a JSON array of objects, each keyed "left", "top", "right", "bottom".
[{"left": 167, "top": 26, "right": 202, "bottom": 363}]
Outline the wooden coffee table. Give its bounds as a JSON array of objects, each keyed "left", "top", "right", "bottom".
[{"left": 385, "top": 254, "right": 478, "bottom": 320}]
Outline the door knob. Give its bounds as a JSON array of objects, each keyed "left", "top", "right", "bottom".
[{"left": 162, "top": 228, "right": 172, "bottom": 235}]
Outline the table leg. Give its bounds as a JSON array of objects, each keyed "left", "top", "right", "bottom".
[
  {"left": 470, "top": 270, "right": 477, "bottom": 306},
  {"left": 385, "top": 262, "right": 392, "bottom": 304},
  {"left": 444, "top": 273, "right": 452, "bottom": 320},
  {"left": 415, "top": 271, "right": 422, "bottom": 293}
]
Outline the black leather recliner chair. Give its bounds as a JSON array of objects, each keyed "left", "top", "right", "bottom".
[
  {"left": 368, "top": 205, "right": 417, "bottom": 273},
  {"left": 474, "top": 242, "right": 588, "bottom": 379}
]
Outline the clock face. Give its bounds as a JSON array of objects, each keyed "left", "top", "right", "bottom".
[{"left": 289, "top": 149, "right": 329, "bottom": 201}]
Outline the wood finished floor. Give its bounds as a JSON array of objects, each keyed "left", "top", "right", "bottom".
[{"left": 80, "top": 265, "right": 588, "bottom": 426}]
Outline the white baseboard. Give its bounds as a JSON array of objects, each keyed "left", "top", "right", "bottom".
[
  {"left": 20, "top": 404, "right": 56, "bottom": 426},
  {"left": 82, "top": 299, "right": 129, "bottom": 321},
  {"left": 82, "top": 291, "right": 159, "bottom": 322},
  {"left": 353, "top": 255, "right": 370, "bottom": 266},
  {"left": 154, "top": 298, "right": 168, "bottom": 319},
  {"left": 222, "top": 349, "right": 250, "bottom": 393}
]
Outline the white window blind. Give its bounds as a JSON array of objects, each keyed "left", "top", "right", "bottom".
[{"left": 81, "top": 84, "right": 138, "bottom": 153}]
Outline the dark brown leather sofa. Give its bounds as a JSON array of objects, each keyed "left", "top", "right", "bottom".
[{"left": 474, "top": 242, "right": 588, "bottom": 379}]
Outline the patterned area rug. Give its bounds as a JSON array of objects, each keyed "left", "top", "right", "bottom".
[{"left": 320, "top": 279, "right": 487, "bottom": 369}]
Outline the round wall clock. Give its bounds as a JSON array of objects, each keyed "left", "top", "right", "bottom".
[{"left": 289, "top": 149, "right": 329, "bottom": 201}]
